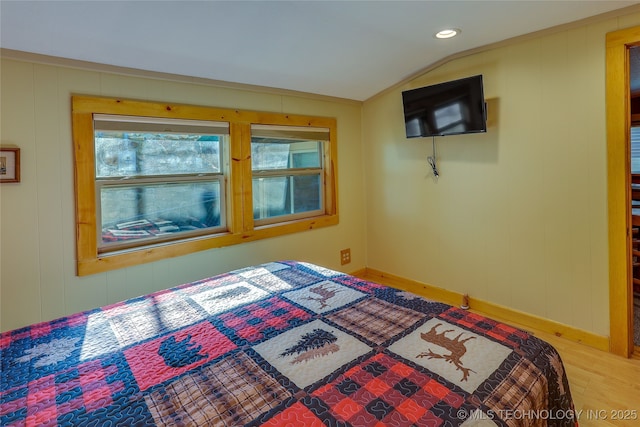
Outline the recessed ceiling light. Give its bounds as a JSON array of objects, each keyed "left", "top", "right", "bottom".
[{"left": 435, "top": 28, "right": 461, "bottom": 39}]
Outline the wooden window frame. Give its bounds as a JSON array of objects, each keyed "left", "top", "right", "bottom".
[
  {"left": 72, "top": 96, "right": 338, "bottom": 276},
  {"left": 251, "top": 125, "right": 328, "bottom": 226}
]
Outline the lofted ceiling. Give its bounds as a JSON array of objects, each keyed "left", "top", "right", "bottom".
[{"left": 1, "top": 1, "right": 638, "bottom": 101}]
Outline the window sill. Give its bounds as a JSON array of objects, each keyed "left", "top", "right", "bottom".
[{"left": 77, "top": 214, "right": 338, "bottom": 276}]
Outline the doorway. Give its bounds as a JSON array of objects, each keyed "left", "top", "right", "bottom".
[
  {"left": 631, "top": 123, "right": 640, "bottom": 348},
  {"left": 631, "top": 46, "right": 640, "bottom": 349},
  {"left": 606, "top": 25, "right": 640, "bottom": 357}
]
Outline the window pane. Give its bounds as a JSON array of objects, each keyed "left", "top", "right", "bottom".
[
  {"left": 292, "top": 151, "right": 320, "bottom": 168},
  {"left": 253, "top": 174, "right": 321, "bottom": 221},
  {"left": 100, "top": 181, "right": 222, "bottom": 247},
  {"left": 251, "top": 140, "right": 321, "bottom": 170},
  {"left": 96, "top": 132, "right": 221, "bottom": 178},
  {"left": 292, "top": 175, "right": 321, "bottom": 212}
]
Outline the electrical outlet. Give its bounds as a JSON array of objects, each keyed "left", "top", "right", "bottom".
[{"left": 340, "top": 248, "right": 351, "bottom": 265}]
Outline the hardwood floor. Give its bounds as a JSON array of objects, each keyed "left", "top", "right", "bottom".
[
  {"left": 509, "top": 324, "right": 640, "bottom": 427},
  {"left": 360, "top": 273, "right": 640, "bottom": 426}
]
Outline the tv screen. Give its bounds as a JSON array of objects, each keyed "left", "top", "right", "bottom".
[{"left": 402, "top": 74, "right": 487, "bottom": 138}]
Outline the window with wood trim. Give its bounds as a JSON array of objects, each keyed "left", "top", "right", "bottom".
[
  {"left": 94, "top": 115, "right": 228, "bottom": 252},
  {"left": 251, "top": 125, "right": 328, "bottom": 225},
  {"left": 72, "top": 96, "right": 338, "bottom": 276}
]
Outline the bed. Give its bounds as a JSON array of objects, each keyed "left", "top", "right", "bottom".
[{"left": 1, "top": 261, "right": 576, "bottom": 426}]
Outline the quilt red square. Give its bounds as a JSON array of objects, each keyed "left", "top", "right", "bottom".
[
  {"left": 395, "top": 398, "right": 428, "bottom": 423},
  {"left": 364, "top": 377, "right": 392, "bottom": 396},
  {"left": 124, "top": 321, "right": 236, "bottom": 391},
  {"left": 261, "top": 402, "right": 326, "bottom": 427},
  {"left": 424, "top": 379, "right": 450, "bottom": 399},
  {"left": 26, "top": 404, "right": 58, "bottom": 427},
  {"left": 27, "top": 375, "right": 56, "bottom": 405},
  {"left": 332, "top": 397, "right": 364, "bottom": 421}
]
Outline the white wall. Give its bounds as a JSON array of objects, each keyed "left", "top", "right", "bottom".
[
  {"left": 0, "top": 59, "right": 366, "bottom": 332},
  {"left": 362, "top": 13, "right": 640, "bottom": 337}
]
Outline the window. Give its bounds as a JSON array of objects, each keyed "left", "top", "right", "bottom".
[
  {"left": 72, "top": 96, "right": 338, "bottom": 275},
  {"left": 251, "top": 125, "right": 328, "bottom": 225},
  {"left": 94, "top": 115, "right": 228, "bottom": 252}
]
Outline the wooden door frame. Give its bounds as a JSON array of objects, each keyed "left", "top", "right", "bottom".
[{"left": 607, "top": 25, "right": 640, "bottom": 357}]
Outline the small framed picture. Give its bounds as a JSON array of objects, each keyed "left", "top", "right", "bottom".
[{"left": 0, "top": 147, "right": 20, "bottom": 183}]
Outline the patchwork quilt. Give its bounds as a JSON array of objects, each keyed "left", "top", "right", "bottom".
[{"left": 1, "top": 261, "right": 576, "bottom": 426}]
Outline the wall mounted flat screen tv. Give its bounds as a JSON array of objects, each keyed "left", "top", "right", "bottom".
[{"left": 402, "top": 74, "right": 487, "bottom": 138}]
